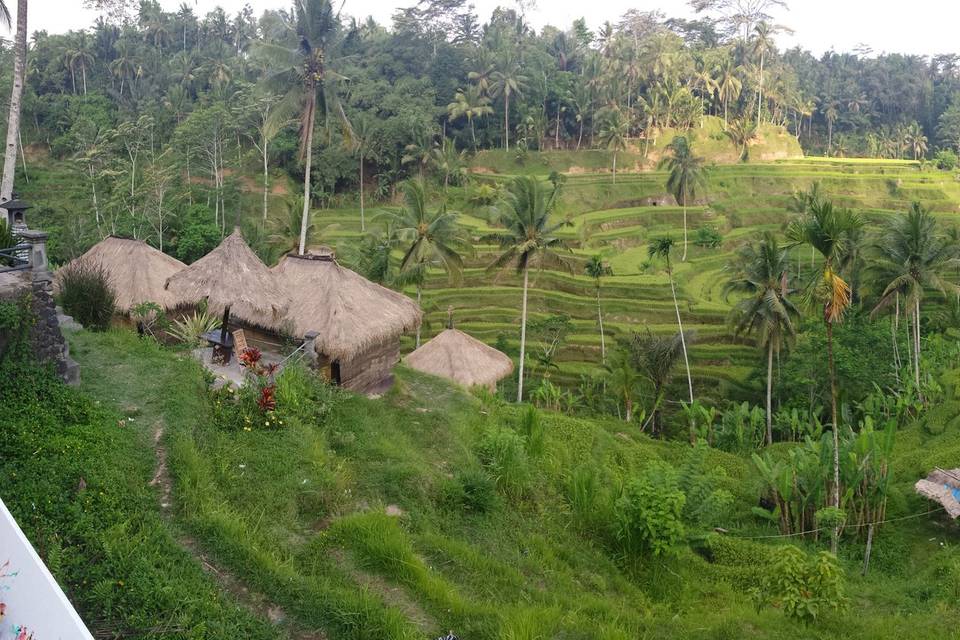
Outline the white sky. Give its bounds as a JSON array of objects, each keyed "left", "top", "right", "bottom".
[{"left": 12, "top": 0, "right": 960, "bottom": 58}]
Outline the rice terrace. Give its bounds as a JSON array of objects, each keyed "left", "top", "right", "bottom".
[{"left": 5, "top": 0, "right": 960, "bottom": 638}]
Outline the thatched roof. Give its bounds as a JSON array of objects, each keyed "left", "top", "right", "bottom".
[
  {"left": 272, "top": 250, "right": 422, "bottom": 360},
  {"left": 164, "top": 229, "right": 288, "bottom": 331},
  {"left": 405, "top": 328, "right": 514, "bottom": 389},
  {"left": 915, "top": 467, "right": 960, "bottom": 518},
  {"left": 55, "top": 236, "right": 186, "bottom": 313}
]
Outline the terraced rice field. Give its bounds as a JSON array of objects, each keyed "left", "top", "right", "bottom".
[{"left": 319, "top": 157, "right": 960, "bottom": 401}]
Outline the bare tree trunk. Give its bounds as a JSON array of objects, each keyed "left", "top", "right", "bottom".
[
  {"left": 1, "top": 0, "right": 28, "bottom": 203},
  {"left": 611, "top": 151, "right": 617, "bottom": 184},
  {"left": 262, "top": 134, "right": 269, "bottom": 220},
  {"left": 298, "top": 97, "right": 316, "bottom": 255},
  {"left": 597, "top": 283, "right": 606, "bottom": 364},
  {"left": 518, "top": 265, "right": 529, "bottom": 402},
  {"left": 577, "top": 117, "right": 583, "bottom": 150},
  {"left": 504, "top": 91, "right": 510, "bottom": 151},
  {"left": 892, "top": 294, "right": 901, "bottom": 383},
  {"left": 669, "top": 266, "right": 694, "bottom": 403},
  {"left": 826, "top": 318, "right": 840, "bottom": 555},
  {"left": 756, "top": 51, "right": 764, "bottom": 129},
  {"left": 766, "top": 340, "right": 774, "bottom": 446},
  {"left": 415, "top": 284, "right": 422, "bottom": 348},
  {"left": 681, "top": 193, "right": 689, "bottom": 261},
  {"left": 359, "top": 151, "right": 365, "bottom": 231},
  {"left": 81, "top": 63, "right": 87, "bottom": 95},
  {"left": 914, "top": 299, "right": 922, "bottom": 397}
]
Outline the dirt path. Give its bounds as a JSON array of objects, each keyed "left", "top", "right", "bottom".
[{"left": 149, "top": 422, "right": 327, "bottom": 640}]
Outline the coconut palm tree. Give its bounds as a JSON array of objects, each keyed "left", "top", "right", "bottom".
[
  {"left": 723, "top": 232, "right": 800, "bottom": 445},
  {"left": 623, "top": 329, "right": 690, "bottom": 435},
  {"left": 648, "top": 237, "right": 694, "bottom": 406},
  {"left": 447, "top": 86, "right": 493, "bottom": 151},
  {"left": 660, "top": 136, "right": 707, "bottom": 262},
  {"left": 68, "top": 32, "right": 95, "bottom": 95},
  {"left": 486, "top": 176, "right": 572, "bottom": 402},
  {"left": 598, "top": 108, "right": 630, "bottom": 184},
  {"left": 605, "top": 349, "right": 640, "bottom": 422},
  {"left": 868, "top": 202, "right": 957, "bottom": 392},
  {"left": 585, "top": 255, "right": 613, "bottom": 364},
  {"left": 490, "top": 52, "right": 528, "bottom": 151},
  {"left": 786, "top": 198, "right": 863, "bottom": 553},
  {"left": 724, "top": 117, "right": 758, "bottom": 161},
  {"left": 905, "top": 122, "right": 928, "bottom": 161},
  {"left": 351, "top": 115, "right": 379, "bottom": 232},
  {"left": 716, "top": 56, "right": 742, "bottom": 129},
  {"left": 259, "top": 0, "right": 352, "bottom": 256},
  {"left": 751, "top": 21, "right": 777, "bottom": 128},
  {"left": 110, "top": 42, "right": 137, "bottom": 97},
  {"left": 390, "top": 179, "right": 471, "bottom": 348},
  {"left": 0, "top": 0, "right": 24, "bottom": 202}
]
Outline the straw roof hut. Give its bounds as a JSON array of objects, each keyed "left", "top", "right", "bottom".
[
  {"left": 915, "top": 467, "right": 960, "bottom": 518},
  {"left": 164, "top": 229, "right": 288, "bottom": 331},
  {"left": 405, "top": 328, "right": 514, "bottom": 391},
  {"left": 272, "top": 249, "right": 421, "bottom": 393},
  {"left": 55, "top": 236, "right": 185, "bottom": 312}
]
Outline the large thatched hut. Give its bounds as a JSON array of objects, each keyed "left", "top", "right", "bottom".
[
  {"left": 272, "top": 249, "right": 422, "bottom": 394},
  {"left": 164, "top": 229, "right": 289, "bottom": 336},
  {"left": 55, "top": 236, "right": 186, "bottom": 313},
  {"left": 405, "top": 328, "right": 514, "bottom": 391}
]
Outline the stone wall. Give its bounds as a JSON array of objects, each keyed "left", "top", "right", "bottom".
[{"left": 0, "top": 270, "right": 78, "bottom": 384}]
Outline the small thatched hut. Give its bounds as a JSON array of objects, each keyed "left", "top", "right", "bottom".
[
  {"left": 56, "top": 236, "right": 186, "bottom": 313},
  {"left": 405, "top": 328, "right": 514, "bottom": 391},
  {"left": 164, "top": 229, "right": 288, "bottom": 334},
  {"left": 915, "top": 467, "right": 960, "bottom": 518},
  {"left": 272, "top": 249, "right": 422, "bottom": 394}
]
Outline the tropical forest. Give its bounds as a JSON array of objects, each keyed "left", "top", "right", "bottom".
[{"left": 4, "top": 0, "right": 960, "bottom": 638}]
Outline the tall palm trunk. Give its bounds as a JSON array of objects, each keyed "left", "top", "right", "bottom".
[
  {"left": 359, "top": 151, "right": 365, "bottom": 231},
  {"left": 668, "top": 264, "right": 694, "bottom": 403},
  {"left": 756, "top": 51, "right": 764, "bottom": 129},
  {"left": 596, "top": 282, "right": 606, "bottom": 364},
  {"left": 517, "top": 265, "right": 529, "bottom": 402},
  {"left": 826, "top": 318, "right": 840, "bottom": 555},
  {"left": 298, "top": 92, "right": 317, "bottom": 255},
  {"left": 765, "top": 340, "right": 774, "bottom": 446},
  {"left": 892, "top": 293, "right": 901, "bottom": 383},
  {"left": 262, "top": 133, "right": 269, "bottom": 220},
  {"left": 1, "top": 0, "right": 27, "bottom": 202},
  {"left": 504, "top": 91, "right": 510, "bottom": 150},
  {"left": 914, "top": 298, "right": 922, "bottom": 395},
  {"left": 611, "top": 151, "right": 617, "bottom": 184},
  {"left": 681, "top": 193, "right": 689, "bottom": 261},
  {"left": 415, "top": 284, "right": 422, "bottom": 348},
  {"left": 470, "top": 117, "right": 477, "bottom": 151}
]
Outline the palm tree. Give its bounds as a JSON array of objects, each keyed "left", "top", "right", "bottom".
[
  {"left": 0, "top": 0, "right": 24, "bottom": 202},
  {"left": 786, "top": 198, "right": 863, "bottom": 553},
  {"left": 390, "top": 180, "right": 470, "bottom": 348},
  {"left": 259, "top": 0, "right": 351, "bottom": 256},
  {"left": 660, "top": 136, "right": 707, "bottom": 262},
  {"left": 868, "top": 202, "right": 956, "bottom": 392},
  {"left": 597, "top": 109, "right": 629, "bottom": 184},
  {"left": 447, "top": 86, "right": 493, "bottom": 151},
  {"left": 724, "top": 117, "right": 758, "bottom": 161},
  {"left": 716, "top": 56, "right": 742, "bottom": 129},
  {"left": 723, "top": 232, "right": 799, "bottom": 445},
  {"left": 623, "top": 329, "right": 689, "bottom": 435},
  {"left": 351, "top": 116, "right": 378, "bottom": 232},
  {"left": 585, "top": 255, "right": 613, "bottom": 364},
  {"left": 486, "top": 176, "right": 572, "bottom": 402},
  {"left": 110, "top": 42, "right": 137, "bottom": 97},
  {"left": 69, "top": 32, "right": 95, "bottom": 96},
  {"left": 430, "top": 139, "right": 467, "bottom": 192},
  {"left": 648, "top": 237, "right": 694, "bottom": 406},
  {"left": 605, "top": 349, "right": 640, "bottom": 422},
  {"left": 905, "top": 122, "right": 928, "bottom": 161},
  {"left": 268, "top": 195, "right": 339, "bottom": 254},
  {"left": 751, "top": 21, "right": 776, "bottom": 128},
  {"left": 490, "top": 52, "right": 528, "bottom": 151}
]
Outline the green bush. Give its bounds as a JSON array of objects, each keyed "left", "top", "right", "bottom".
[
  {"left": 442, "top": 467, "right": 498, "bottom": 513},
  {"left": 58, "top": 259, "right": 116, "bottom": 330},
  {"left": 693, "top": 225, "right": 723, "bottom": 248},
  {"left": 520, "top": 405, "right": 545, "bottom": 456},
  {"left": 934, "top": 149, "right": 958, "bottom": 170},
  {"left": 175, "top": 204, "right": 221, "bottom": 263},
  {"left": 751, "top": 546, "right": 847, "bottom": 625},
  {"left": 477, "top": 427, "right": 530, "bottom": 500},
  {"left": 614, "top": 462, "right": 686, "bottom": 556}
]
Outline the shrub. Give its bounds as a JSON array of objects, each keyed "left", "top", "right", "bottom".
[
  {"left": 58, "top": 259, "right": 116, "bottom": 330},
  {"left": 566, "top": 463, "right": 610, "bottom": 532},
  {"left": 751, "top": 546, "right": 847, "bottom": 625},
  {"left": 520, "top": 405, "right": 545, "bottom": 456},
  {"left": 614, "top": 462, "right": 685, "bottom": 556},
  {"left": 442, "top": 467, "right": 498, "bottom": 513},
  {"left": 168, "top": 301, "right": 219, "bottom": 345},
  {"left": 935, "top": 149, "right": 958, "bottom": 171},
  {"left": 693, "top": 225, "right": 723, "bottom": 248},
  {"left": 175, "top": 204, "right": 221, "bottom": 263},
  {"left": 477, "top": 427, "right": 530, "bottom": 499}
]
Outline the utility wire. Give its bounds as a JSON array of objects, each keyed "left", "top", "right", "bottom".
[{"left": 724, "top": 506, "right": 946, "bottom": 540}]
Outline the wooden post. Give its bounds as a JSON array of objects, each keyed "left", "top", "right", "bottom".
[
  {"left": 862, "top": 523, "right": 874, "bottom": 576},
  {"left": 219, "top": 304, "right": 231, "bottom": 344}
]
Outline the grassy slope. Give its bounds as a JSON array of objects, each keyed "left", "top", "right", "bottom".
[{"left": 55, "top": 330, "right": 960, "bottom": 639}]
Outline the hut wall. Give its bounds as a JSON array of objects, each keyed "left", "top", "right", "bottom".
[{"left": 338, "top": 339, "right": 400, "bottom": 394}]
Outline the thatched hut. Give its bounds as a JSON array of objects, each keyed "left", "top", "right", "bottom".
[
  {"left": 164, "top": 229, "right": 289, "bottom": 335},
  {"left": 55, "top": 236, "right": 186, "bottom": 313},
  {"left": 915, "top": 467, "right": 960, "bottom": 518},
  {"left": 272, "top": 249, "right": 422, "bottom": 394},
  {"left": 405, "top": 328, "right": 514, "bottom": 391}
]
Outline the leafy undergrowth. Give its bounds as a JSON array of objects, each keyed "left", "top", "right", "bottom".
[
  {"left": 29, "top": 330, "right": 958, "bottom": 639},
  {"left": 0, "top": 333, "right": 277, "bottom": 639}
]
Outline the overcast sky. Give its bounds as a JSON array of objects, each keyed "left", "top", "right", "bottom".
[{"left": 10, "top": 0, "right": 960, "bottom": 58}]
